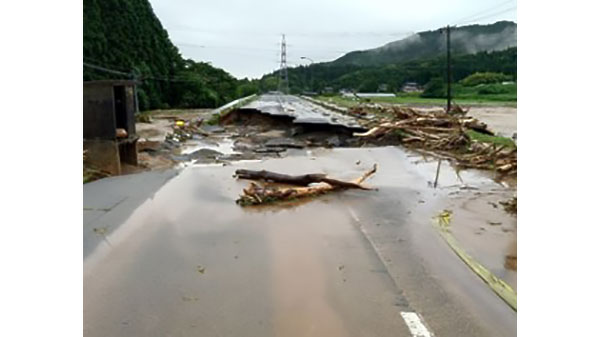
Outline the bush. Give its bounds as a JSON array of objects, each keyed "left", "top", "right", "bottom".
[
  {"left": 477, "top": 84, "right": 511, "bottom": 95},
  {"left": 421, "top": 77, "right": 446, "bottom": 98},
  {"left": 460, "top": 72, "right": 512, "bottom": 87}
]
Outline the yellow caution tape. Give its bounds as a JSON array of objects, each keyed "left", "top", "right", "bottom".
[{"left": 433, "top": 210, "right": 517, "bottom": 311}]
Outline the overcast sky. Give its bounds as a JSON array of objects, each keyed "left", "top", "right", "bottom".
[{"left": 149, "top": 0, "right": 516, "bottom": 79}]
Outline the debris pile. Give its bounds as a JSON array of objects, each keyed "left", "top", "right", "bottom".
[
  {"left": 500, "top": 197, "right": 517, "bottom": 215},
  {"left": 351, "top": 106, "right": 516, "bottom": 175},
  {"left": 83, "top": 150, "right": 111, "bottom": 183},
  {"left": 448, "top": 104, "right": 470, "bottom": 115},
  {"left": 456, "top": 142, "right": 517, "bottom": 174},
  {"left": 165, "top": 118, "right": 207, "bottom": 144},
  {"left": 235, "top": 164, "right": 377, "bottom": 206}
]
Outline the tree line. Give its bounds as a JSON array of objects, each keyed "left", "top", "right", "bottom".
[
  {"left": 83, "top": 0, "right": 255, "bottom": 111},
  {"left": 257, "top": 47, "right": 516, "bottom": 94},
  {"left": 84, "top": 0, "right": 516, "bottom": 109}
]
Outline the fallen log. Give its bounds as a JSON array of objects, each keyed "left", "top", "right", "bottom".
[
  {"left": 236, "top": 164, "right": 378, "bottom": 206},
  {"left": 235, "top": 169, "right": 327, "bottom": 186}
]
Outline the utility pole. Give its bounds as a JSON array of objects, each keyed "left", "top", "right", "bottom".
[
  {"left": 300, "top": 56, "right": 314, "bottom": 93},
  {"left": 131, "top": 70, "right": 140, "bottom": 113},
  {"left": 446, "top": 25, "right": 452, "bottom": 113},
  {"left": 278, "top": 34, "right": 289, "bottom": 95}
]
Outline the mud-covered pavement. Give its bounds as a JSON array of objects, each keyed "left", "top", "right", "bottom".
[{"left": 85, "top": 95, "right": 517, "bottom": 336}]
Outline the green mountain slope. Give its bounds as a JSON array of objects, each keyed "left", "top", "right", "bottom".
[
  {"left": 257, "top": 21, "right": 517, "bottom": 94},
  {"left": 331, "top": 21, "right": 516, "bottom": 67},
  {"left": 259, "top": 47, "right": 516, "bottom": 94},
  {"left": 83, "top": 0, "right": 246, "bottom": 110}
]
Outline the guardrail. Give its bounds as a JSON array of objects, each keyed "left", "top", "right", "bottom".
[{"left": 211, "top": 94, "right": 257, "bottom": 116}]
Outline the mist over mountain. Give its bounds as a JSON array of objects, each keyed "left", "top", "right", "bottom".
[{"left": 331, "top": 21, "right": 516, "bottom": 67}]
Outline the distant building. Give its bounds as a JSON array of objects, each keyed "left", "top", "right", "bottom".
[
  {"left": 322, "top": 87, "right": 334, "bottom": 94},
  {"left": 351, "top": 93, "right": 396, "bottom": 98},
  {"left": 378, "top": 84, "right": 389, "bottom": 92},
  {"left": 83, "top": 80, "right": 139, "bottom": 175},
  {"left": 402, "top": 82, "right": 423, "bottom": 93}
]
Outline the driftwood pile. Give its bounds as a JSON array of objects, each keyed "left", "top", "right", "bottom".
[
  {"left": 235, "top": 164, "right": 377, "bottom": 206},
  {"left": 166, "top": 118, "right": 208, "bottom": 143},
  {"left": 351, "top": 106, "right": 516, "bottom": 175},
  {"left": 456, "top": 142, "right": 517, "bottom": 174},
  {"left": 500, "top": 197, "right": 517, "bottom": 215}
]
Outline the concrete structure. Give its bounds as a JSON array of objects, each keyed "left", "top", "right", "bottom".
[
  {"left": 83, "top": 80, "right": 139, "bottom": 175},
  {"left": 342, "top": 92, "right": 396, "bottom": 98},
  {"left": 402, "top": 82, "right": 423, "bottom": 93},
  {"left": 378, "top": 83, "right": 389, "bottom": 92},
  {"left": 241, "top": 94, "right": 363, "bottom": 130}
]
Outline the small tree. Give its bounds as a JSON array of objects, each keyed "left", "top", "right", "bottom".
[
  {"left": 421, "top": 77, "right": 446, "bottom": 98},
  {"left": 460, "top": 72, "right": 512, "bottom": 86}
]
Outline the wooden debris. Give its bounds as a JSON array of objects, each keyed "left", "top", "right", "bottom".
[
  {"left": 500, "top": 197, "right": 517, "bottom": 215},
  {"left": 350, "top": 105, "right": 516, "bottom": 176},
  {"left": 235, "top": 164, "right": 377, "bottom": 206}
]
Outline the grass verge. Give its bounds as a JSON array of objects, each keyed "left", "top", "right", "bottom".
[
  {"left": 434, "top": 210, "right": 517, "bottom": 311},
  {"left": 466, "top": 130, "right": 516, "bottom": 148}
]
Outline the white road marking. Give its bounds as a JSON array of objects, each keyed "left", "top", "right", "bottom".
[
  {"left": 347, "top": 207, "right": 360, "bottom": 222},
  {"left": 400, "top": 312, "right": 433, "bottom": 337},
  {"left": 347, "top": 207, "right": 434, "bottom": 337}
]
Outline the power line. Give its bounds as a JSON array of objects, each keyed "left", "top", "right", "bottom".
[
  {"left": 176, "top": 42, "right": 279, "bottom": 52},
  {"left": 83, "top": 57, "right": 133, "bottom": 72},
  {"left": 452, "top": 0, "right": 515, "bottom": 25},
  {"left": 83, "top": 62, "right": 132, "bottom": 77},
  {"left": 83, "top": 61, "right": 209, "bottom": 83},
  {"left": 456, "top": 6, "right": 517, "bottom": 26},
  {"left": 176, "top": 41, "right": 351, "bottom": 55},
  {"left": 167, "top": 25, "right": 413, "bottom": 38}
]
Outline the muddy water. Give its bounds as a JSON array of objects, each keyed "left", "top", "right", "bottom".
[
  {"left": 84, "top": 150, "right": 414, "bottom": 337},
  {"left": 467, "top": 106, "right": 517, "bottom": 138},
  {"left": 367, "top": 149, "right": 518, "bottom": 290},
  {"left": 178, "top": 136, "right": 238, "bottom": 156},
  {"left": 84, "top": 146, "right": 516, "bottom": 337}
]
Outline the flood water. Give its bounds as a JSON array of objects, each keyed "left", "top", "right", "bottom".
[{"left": 84, "top": 146, "right": 516, "bottom": 337}]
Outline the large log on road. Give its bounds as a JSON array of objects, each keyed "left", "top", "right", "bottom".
[{"left": 235, "top": 164, "right": 378, "bottom": 206}]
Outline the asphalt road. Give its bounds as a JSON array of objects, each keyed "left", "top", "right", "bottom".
[
  {"left": 242, "top": 94, "right": 363, "bottom": 129},
  {"left": 84, "top": 96, "right": 516, "bottom": 337}
]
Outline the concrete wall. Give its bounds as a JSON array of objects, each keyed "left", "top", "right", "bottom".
[
  {"left": 83, "top": 85, "right": 116, "bottom": 140},
  {"left": 125, "top": 86, "right": 136, "bottom": 136},
  {"left": 84, "top": 139, "right": 120, "bottom": 175}
]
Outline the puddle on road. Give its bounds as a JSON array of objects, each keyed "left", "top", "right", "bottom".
[
  {"left": 178, "top": 136, "right": 239, "bottom": 156},
  {"left": 237, "top": 146, "right": 518, "bottom": 291}
]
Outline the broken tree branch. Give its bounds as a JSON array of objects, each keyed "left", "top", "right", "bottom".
[{"left": 235, "top": 164, "right": 378, "bottom": 206}]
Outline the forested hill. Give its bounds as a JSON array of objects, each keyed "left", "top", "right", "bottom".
[
  {"left": 257, "top": 46, "right": 516, "bottom": 94},
  {"left": 331, "top": 21, "right": 516, "bottom": 67},
  {"left": 255, "top": 21, "right": 516, "bottom": 94},
  {"left": 83, "top": 0, "right": 244, "bottom": 110}
]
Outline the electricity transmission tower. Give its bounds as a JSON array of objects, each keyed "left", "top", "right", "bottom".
[{"left": 278, "top": 34, "right": 289, "bottom": 94}]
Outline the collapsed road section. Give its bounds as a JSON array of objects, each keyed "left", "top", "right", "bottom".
[{"left": 241, "top": 94, "right": 364, "bottom": 130}]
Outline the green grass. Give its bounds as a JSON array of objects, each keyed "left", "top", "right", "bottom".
[
  {"left": 318, "top": 94, "right": 517, "bottom": 108},
  {"left": 206, "top": 94, "right": 260, "bottom": 125},
  {"left": 143, "top": 109, "right": 203, "bottom": 115},
  {"left": 316, "top": 83, "right": 517, "bottom": 108},
  {"left": 466, "top": 130, "right": 516, "bottom": 148},
  {"left": 206, "top": 113, "right": 221, "bottom": 125}
]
